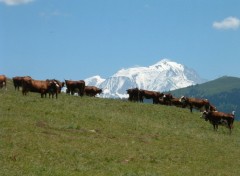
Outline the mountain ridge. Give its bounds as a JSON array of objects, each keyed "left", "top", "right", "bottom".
[{"left": 170, "top": 76, "right": 240, "bottom": 120}]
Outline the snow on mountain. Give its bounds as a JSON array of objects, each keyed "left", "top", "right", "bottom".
[
  {"left": 84, "top": 75, "right": 105, "bottom": 87},
  {"left": 85, "top": 59, "right": 206, "bottom": 99}
]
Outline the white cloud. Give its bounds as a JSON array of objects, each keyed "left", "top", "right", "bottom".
[
  {"left": 213, "top": 17, "right": 240, "bottom": 30},
  {"left": 0, "top": 0, "right": 34, "bottom": 6}
]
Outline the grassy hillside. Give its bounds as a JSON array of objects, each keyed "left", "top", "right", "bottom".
[
  {"left": 171, "top": 76, "right": 240, "bottom": 120},
  {"left": 1, "top": 79, "right": 240, "bottom": 175}
]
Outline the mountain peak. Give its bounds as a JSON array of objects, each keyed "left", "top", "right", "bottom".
[
  {"left": 85, "top": 75, "right": 105, "bottom": 87},
  {"left": 85, "top": 59, "right": 206, "bottom": 98},
  {"left": 150, "top": 59, "right": 184, "bottom": 72},
  {"left": 152, "top": 58, "right": 172, "bottom": 66}
]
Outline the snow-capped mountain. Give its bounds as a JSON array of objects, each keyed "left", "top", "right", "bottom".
[{"left": 85, "top": 59, "right": 206, "bottom": 99}]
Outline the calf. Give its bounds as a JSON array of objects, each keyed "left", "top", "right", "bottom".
[
  {"left": 84, "top": 86, "right": 102, "bottom": 97},
  {"left": 201, "top": 111, "right": 235, "bottom": 134}
]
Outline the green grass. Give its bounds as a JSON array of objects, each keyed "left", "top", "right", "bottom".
[{"left": 1, "top": 80, "right": 240, "bottom": 175}]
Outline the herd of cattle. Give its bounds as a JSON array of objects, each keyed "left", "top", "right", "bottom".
[
  {"left": 0, "top": 74, "right": 236, "bottom": 134},
  {"left": 126, "top": 88, "right": 236, "bottom": 134},
  {"left": 0, "top": 75, "right": 102, "bottom": 98}
]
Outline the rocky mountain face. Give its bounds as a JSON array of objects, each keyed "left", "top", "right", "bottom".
[{"left": 85, "top": 59, "right": 206, "bottom": 99}]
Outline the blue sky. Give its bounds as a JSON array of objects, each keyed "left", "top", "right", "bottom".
[{"left": 1, "top": 0, "right": 240, "bottom": 81}]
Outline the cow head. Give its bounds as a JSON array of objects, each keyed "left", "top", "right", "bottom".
[
  {"left": 179, "top": 96, "right": 188, "bottom": 104},
  {"left": 98, "top": 88, "right": 103, "bottom": 94},
  {"left": 201, "top": 111, "right": 209, "bottom": 121},
  {"left": 209, "top": 104, "right": 217, "bottom": 111}
]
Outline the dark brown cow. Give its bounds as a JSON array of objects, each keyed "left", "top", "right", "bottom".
[
  {"left": 84, "top": 86, "right": 102, "bottom": 97},
  {"left": 22, "top": 78, "right": 59, "bottom": 98},
  {"left": 180, "top": 96, "right": 216, "bottom": 113},
  {"left": 161, "top": 93, "right": 174, "bottom": 105},
  {"left": 46, "top": 79, "right": 64, "bottom": 98},
  {"left": 46, "top": 79, "right": 64, "bottom": 97},
  {"left": 126, "top": 88, "right": 140, "bottom": 102},
  {"left": 12, "top": 76, "right": 32, "bottom": 90},
  {"left": 0, "top": 75, "right": 7, "bottom": 89},
  {"left": 201, "top": 111, "right": 235, "bottom": 134},
  {"left": 139, "top": 89, "right": 163, "bottom": 104},
  {"left": 65, "top": 80, "right": 85, "bottom": 96},
  {"left": 55, "top": 80, "right": 65, "bottom": 93}
]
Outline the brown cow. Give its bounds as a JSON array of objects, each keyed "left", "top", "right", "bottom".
[
  {"left": 46, "top": 79, "right": 64, "bottom": 97},
  {"left": 22, "top": 78, "right": 59, "bottom": 98},
  {"left": 180, "top": 96, "right": 216, "bottom": 113},
  {"left": 0, "top": 75, "right": 7, "bottom": 89},
  {"left": 161, "top": 93, "right": 174, "bottom": 105},
  {"left": 201, "top": 111, "right": 235, "bottom": 134},
  {"left": 12, "top": 76, "right": 32, "bottom": 90},
  {"left": 65, "top": 80, "right": 85, "bottom": 96},
  {"left": 46, "top": 79, "right": 64, "bottom": 98},
  {"left": 84, "top": 86, "right": 102, "bottom": 97},
  {"left": 139, "top": 89, "right": 163, "bottom": 104},
  {"left": 170, "top": 97, "right": 187, "bottom": 108},
  {"left": 126, "top": 88, "right": 140, "bottom": 102}
]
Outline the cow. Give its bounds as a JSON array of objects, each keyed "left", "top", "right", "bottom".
[
  {"left": 170, "top": 97, "right": 187, "bottom": 108},
  {"left": 201, "top": 111, "right": 235, "bottom": 134},
  {"left": 65, "top": 80, "right": 85, "bottom": 96},
  {"left": 46, "top": 79, "right": 63, "bottom": 98},
  {"left": 22, "top": 78, "right": 59, "bottom": 98},
  {"left": 84, "top": 86, "right": 102, "bottom": 97},
  {"left": 179, "top": 96, "right": 216, "bottom": 113},
  {"left": 161, "top": 93, "right": 174, "bottom": 105},
  {"left": 46, "top": 79, "right": 64, "bottom": 97},
  {"left": 126, "top": 88, "right": 140, "bottom": 102},
  {"left": 139, "top": 89, "right": 164, "bottom": 104},
  {"left": 0, "top": 75, "right": 7, "bottom": 89},
  {"left": 12, "top": 76, "right": 32, "bottom": 90}
]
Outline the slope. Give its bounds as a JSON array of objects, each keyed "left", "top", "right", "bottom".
[
  {"left": 1, "top": 79, "right": 240, "bottom": 175},
  {"left": 171, "top": 76, "right": 240, "bottom": 119}
]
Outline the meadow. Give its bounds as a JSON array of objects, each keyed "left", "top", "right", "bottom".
[{"left": 1, "top": 80, "right": 240, "bottom": 176}]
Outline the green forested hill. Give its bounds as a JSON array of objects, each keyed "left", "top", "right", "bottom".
[
  {"left": 1, "top": 79, "right": 240, "bottom": 175},
  {"left": 171, "top": 76, "right": 240, "bottom": 120}
]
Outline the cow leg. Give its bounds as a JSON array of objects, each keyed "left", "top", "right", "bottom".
[
  {"left": 190, "top": 105, "right": 193, "bottom": 113},
  {"left": 228, "top": 123, "right": 233, "bottom": 134},
  {"left": 213, "top": 124, "right": 216, "bottom": 131}
]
